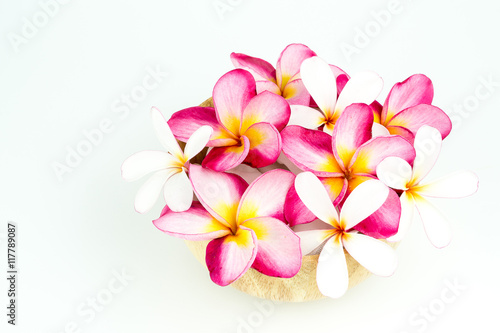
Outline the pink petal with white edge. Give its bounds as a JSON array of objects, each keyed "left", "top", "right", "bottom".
[
  {"left": 151, "top": 107, "right": 183, "bottom": 159},
  {"left": 387, "top": 191, "right": 415, "bottom": 242},
  {"left": 240, "top": 91, "right": 290, "bottom": 133},
  {"left": 153, "top": 202, "right": 231, "bottom": 241},
  {"left": 287, "top": 105, "right": 326, "bottom": 129},
  {"left": 342, "top": 233, "right": 397, "bottom": 276},
  {"left": 237, "top": 169, "right": 294, "bottom": 223},
  {"left": 281, "top": 126, "right": 344, "bottom": 176},
  {"left": 243, "top": 122, "right": 281, "bottom": 168},
  {"left": 282, "top": 79, "right": 311, "bottom": 105},
  {"left": 296, "top": 229, "right": 334, "bottom": 255},
  {"left": 163, "top": 170, "right": 193, "bottom": 212},
  {"left": 317, "top": 238, "right": 349, "bottom": 298},
  {"left": 382, "top": 74, "right": 434, "bottom": 124},
  {"left": 320, "top": 176, "right": 348, "bottom": 206},
  {"left": 334, "top": 71, "right": 383, "bottom": 117},
  {"left": 202, "top": 136, "right": 250, "bottom": 172},
  {"left": 121, "top": 151, "right": 177, "bottom": 181},
  {"left": 256, "top": 80, "right": 281, "bottom": 96},
  {"left": 376, "top": 156, "right": 413, "bottom": 190},
  {"left": 340, "top": 179, "right": 389, "bottom": 230},
  {"left": 213, "top": 69, "right": 256, "bottom": 135},
  {"left": 242, "top": 217, "right": 301, "bottom": 277},
  {"left": 333, "top": 103, "right": 374, "bottom": 167},
  {"left": 183, "top": 126, "right": 213, "bottom": 160},
  {"left": 168, "top": 107, "right": 238, "bottom": 147},
  {"left": 300, "top": 57, "right": 337, "bottom": 118},
  {"left": 284, "top": 184, "right": 317, "bottom": 226},
  {"left": 411, "top": 125, "right": 443, "bottom": 186},
  {"left": 295, "top": 172, "right": 339, "bottom": 226},
  {"left": 388, "top": 104, "right": 452, "bottom": 140},
  {"left": 134, "top": 169, "right": 177, "bottom": 214},
  {"left": 353, "top": 188, "right": 401, "bottom": 239},
  {"left": 350, "top": 135, "right": 416, "bottom": 175},
  {"left": 206, "top": 227, "right": 257, "bottom": 286},
  {"left": 414, "top": 170, "right": 479, "bottom": 198},
  {"left": 230, "top": 52, "right": 277, "bottom": 82},
  {"left": 189, "top": 164, "right": 248, "bottom": 228},
  {"left": 276, "top": 43, "right": 316, "bottom": 89},
  {"left": 413, "top": 194, "right": 452, "bottom": 248}
]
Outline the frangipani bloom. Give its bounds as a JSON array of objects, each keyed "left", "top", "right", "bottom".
[
  {"left": 282, "top": 103, "right": 416, "bottom": 237},
  {"left": 231, "top": 43, "right": 316, "bottom": 106},
  {"left": 294, "top": 172, "right": 398, "bottom": 298},
  {"left": 376, "top": 126, "right": 479, "bottom": 248},
  {"left": 168, "top": 69, "right": 290, "bottom": 172},
  {"left": 121, "top": 107, "right": 212, "bottom": 213},
  {"left": 288, "top": 56, "right": 383, "bottom": 134},
  {"left": 376, "top": 74, "right": 452, "bottom": 142},
  {"left": 153, "top": 165, "right": 301, "bottom": 286}
]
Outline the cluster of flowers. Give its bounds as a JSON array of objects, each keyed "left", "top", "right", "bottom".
[{"left": 122, "top": 44, "right": 478, "bottom": 298}]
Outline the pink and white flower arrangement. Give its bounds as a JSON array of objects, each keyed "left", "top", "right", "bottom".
[{"left": 122, "top": 44, "right": 479, "bottom": 299}]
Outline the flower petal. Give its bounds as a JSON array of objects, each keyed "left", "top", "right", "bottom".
[
  {"left": 414, "top": 170, "right": 479, "bottom": 199},
  {"left": 350, "top": 135, "right": 416, "bottom": 175},
  {"left": 202, "top": 136, "right": 250, "bottom": 172},
  {"left": 243, "top": 123, "right": 281, "bottom": 168},
  {"left": 240, "top": 91, "right": 291, "bottom": 133},
  {"left": 287, "top": 105, "right": 326, "bottom": 129},
  {"left": 376, "top": 156, "right": 413, "bottom": 190},
  {"left": 382, "top": 74, "right": 434, "bottom": 124},
  {"left": 317, "top": 238, "right": 349, "bottom": 298},
  {"left": 213, "top": 69, "right": 256, "bottom": 135},
  {"left": 386, "top": 125, "right": 415, "bottom": 143},
  {"left": 276, "top": 43, "right": 316, "bottom": 90},
  {"left": 183, "top": 126, "right": 213, "bottom": 160},
  {"left": 294, "top": 172, "right": 340, "bottom": 226},
  {"left": 230, "top": 52, "right": 277, "bottom": 82},
  {"left": 281, "top": 126, "right": 343, "bottom": 176},
  {"left": 410, "top": 125, "right": 443, "bottom": 185},
  {"left": 206, "top": 227, "right": 257, "bottom": 286},
  {"left": 227, "top": 164, "right": 263, "bottom": 184},
  {"left": 189, "top": 164, "right": 248, "bottom": 228},
  {"left": 333, "top": 103, "right": 374, "bottom": 167},
  {"left": 296, "top": 229, "right": 334, "bottom": 255},
  {"left": 242, "top": 217, "right": 301, "bottom": 277},
  {"left": 284, "top": 184, "right": 317, "bottom": 226},
  {"left": 168, "top": 107, "right": 238, "bottom": 147},
  {"left": 282, "top": 79, "right": 311, "bottom": 105},
  {"left": 413, "top": 194, "right": 452, "bottom": 248},
  {"left": 134, "top": 169, "right": 177, "bottom": 213},
  {"left": 237, "top": 169, "right": 294, "bottom": 223},
  {"left": 153, "top": 202, "right": 231, "bottom": 240},
  {"left": 371, "top": 122, "right": 391, "bottom": 137},
  {"left": 151, "top": 107, "right": 183, "bottom": 158},
  {"left": 387, "top": 191, "right": 415, "bottom": 242},
  {"left": 342, "top": 233, "right": 397, "bottom": 276},
  {"left": 163, "top": 170, "right": 193, "bottom": 212},
  {"left": 256, "top": 80, "right": 281, "bottom": 95},
  {"left": 121, "top": 151, "right": 177, "bottom": 181},
  {"left": 334, "top": 71, "right": 383, "bottom": 118},
  {"left": 300, "top": 56, "right": 337, "bottom": 118},
  {"left": 388, "top": 104, "right": 452, "bottom": 140},
  {"left": 340, "top": 179, "right": 389, "bottom": 230}
]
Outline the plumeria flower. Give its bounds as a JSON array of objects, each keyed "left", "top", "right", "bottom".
[
  {"left": 294, "top": 172, "right": 398, "bottom": 298},
  {"left": 153, "top": 165, "right": 301, "bottom": 286},
  {"left": 375, "top": 74, "right": 452, "bottom": 142},
  {"left": 231, "top": 43, "right": 317, "bottom": 106},
  {"left": 282, "top": 103, "right": 415, "bottom": 238},
  {"left": 121, "top": 107, "right": 212, "bottom": 213},
  {"left": 168, "top": 69, "right": 290, "bottom": 172},
  {"left": 376, "top": 126, "right": 479, "bottom": 248},
  {"left": 287, "top": 56, "right": 384, "bottom": 134}
]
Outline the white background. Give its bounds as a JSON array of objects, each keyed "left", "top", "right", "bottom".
[{"left": 1, "top": 0, "right": 500, "bottom": 332}]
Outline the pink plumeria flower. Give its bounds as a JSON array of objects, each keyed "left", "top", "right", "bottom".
[
  {"left": 153, "top": 165, "right": 301, "bottom": 286},
  {"left": 376, "top": 126, "right": 479, "bottom": 248},
  {"left": 375, "top": 74, "right": 452, "bottom": 142},
  {"left": 231, "top": 43, "right": 317, "bottom": 105},
  {"left": 282, "top": 103, "right": 415, "bottom": 237},
  {"left": 294, "top": 172, "right": 398, "bottom": 298},
  {"left": 121, "top": 107, "right": 212, "bottom": 213},
  {"left": 168, "top": 69, "right": 290, "bottom": 172},
  {"left": 287, "top": 56, "right": 383, "bottom": 134}
]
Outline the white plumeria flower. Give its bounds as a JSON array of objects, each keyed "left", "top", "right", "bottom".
[
  {"left": 376, "top": 125, "right": 479, "bottom": 248},
  {"left": 287, "top": 56, "right": 383, "bottom": 134},
  {"left": 121, "top": 107, "right": 213, "bottom": 213},
  {"left": 294, "top": 172, "right": 398, "bottom": 299}
]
